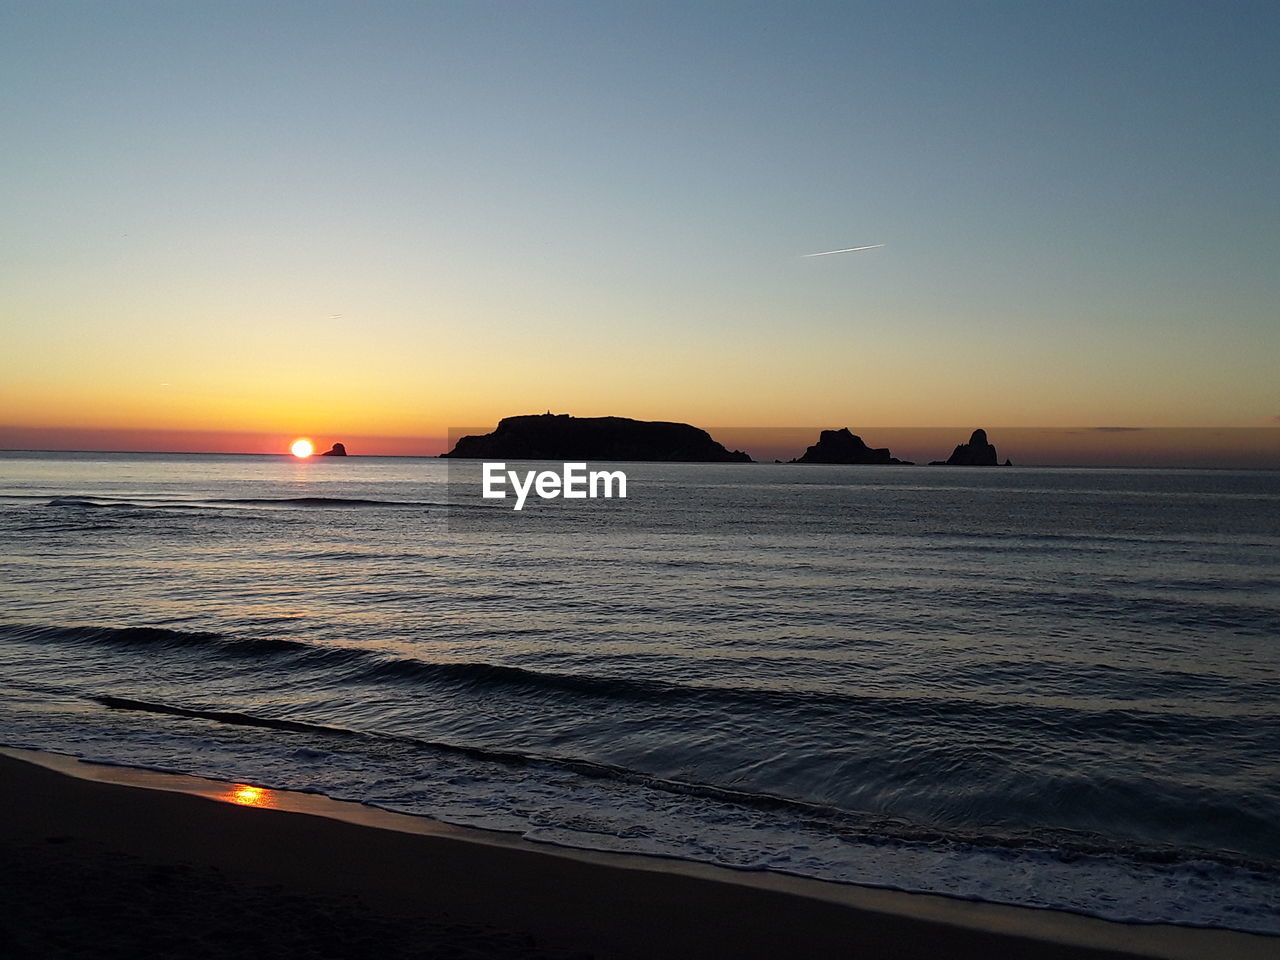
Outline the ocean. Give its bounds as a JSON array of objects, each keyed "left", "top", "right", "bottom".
[{"left": 1, "top": 451, "right": 1277, "bottom": 933}]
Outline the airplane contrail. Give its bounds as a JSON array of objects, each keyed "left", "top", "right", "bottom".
[{"left": 802, "top": 244, "right": 885, "bottom": 257}]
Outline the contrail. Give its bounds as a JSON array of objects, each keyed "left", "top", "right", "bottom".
[{"left": 802, "top": 244, "right": 884, "bottom": 257}]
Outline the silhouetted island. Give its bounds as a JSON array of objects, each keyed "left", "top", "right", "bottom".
[
  {"left": 790, "top": 428, "right": 911, "bottom": 465},
  {"left": 930, "top": 429, "right": 1006, "bottom": 466},
  {"left": 319, "top": 443, "right": 348, "bottom": 457},
  {"left": 442, "top": 414, "right": 752, "bottom": 462}
]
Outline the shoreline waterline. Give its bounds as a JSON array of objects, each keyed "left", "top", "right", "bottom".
[{"left": 5, "top": 746, "right": 1277, "bottom": 960}]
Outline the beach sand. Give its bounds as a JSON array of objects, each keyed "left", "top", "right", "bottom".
[{"left": 1, "top": 748, "right": 1274, "bottom": 959}]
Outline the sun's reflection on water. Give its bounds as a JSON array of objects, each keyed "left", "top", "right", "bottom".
[{"left": 223, "top": 783, "right": 275, "bottom": 808}]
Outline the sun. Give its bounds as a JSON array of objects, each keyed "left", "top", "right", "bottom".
[{"left": 290, "top": 438, "right": 314, "bottom": 458}]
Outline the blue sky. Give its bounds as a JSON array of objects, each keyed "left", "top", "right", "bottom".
[{"left": 3, "top": 1, "right": 1277, "bottom": 444}]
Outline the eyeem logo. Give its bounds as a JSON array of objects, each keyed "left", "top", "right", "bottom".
[{"left": 482, "top": 462, "right": 627, "bottom": 511}]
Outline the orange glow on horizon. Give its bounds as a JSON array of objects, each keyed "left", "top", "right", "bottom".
[
  {"left": 290, "top": 438, "right": 314, "bottom": 458},
  {"left": 0, "top": 423, "right": 1275, "bottom": 467}
]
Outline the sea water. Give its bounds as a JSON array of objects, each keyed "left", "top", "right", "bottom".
[{"left": 1, "top": 451, "right": 1277, "bottom": 932}]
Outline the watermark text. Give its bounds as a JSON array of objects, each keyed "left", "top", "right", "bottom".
[{"left": 482, "top": 462, "right": 627, "bottom": 510}]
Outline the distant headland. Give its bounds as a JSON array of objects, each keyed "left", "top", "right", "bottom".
[{"left": 443, "top": 414, "right": 753, "bottom": 462}]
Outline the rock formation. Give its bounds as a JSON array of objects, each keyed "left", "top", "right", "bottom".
[
  {"left": 319, "top": 443, "right": 348, "bottom": 457},
  {"left": 790, "top": 428, "right": 911, "bottom": 465},
  {"left": 930, "top": 429, "right": 1000, "bottom": 466},
  {"left": 442, "top": 414, "right": 752, "bottom": 462}
]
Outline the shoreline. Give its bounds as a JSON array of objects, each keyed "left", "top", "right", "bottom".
[{"left": 3, "top": 747, "right": 1274, "bottom": 959}]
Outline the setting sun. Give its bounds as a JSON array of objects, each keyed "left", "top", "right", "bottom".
[{"left": 290, "top": 439, "right": 314, "bottom": 458}]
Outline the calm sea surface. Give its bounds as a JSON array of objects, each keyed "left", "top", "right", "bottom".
[{"left": 1, "top": 452, "right": 1277, "bottom": 932}]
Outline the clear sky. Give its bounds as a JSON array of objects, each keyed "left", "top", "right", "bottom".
[{"left": 3, "top": 1, "right": 1277, "bottom": 456}]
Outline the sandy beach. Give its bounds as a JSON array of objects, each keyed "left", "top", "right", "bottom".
[{"left": 1, "top": 748, "right": 1273, "bottom": 960}]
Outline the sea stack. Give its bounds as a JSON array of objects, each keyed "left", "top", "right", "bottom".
[
  {"left": 931, "top": 429, "right": 1000, "bottom": 466},
  {"left": 790, "top": 428, "right": 911, "bottom": 465},
  {"left": 319, "top": 443, "right": 348, "bottom": 457},
  {"left": 442, "top": 414, "right": 752, "bottom": 462}
]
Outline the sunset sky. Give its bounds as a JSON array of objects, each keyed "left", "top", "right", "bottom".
[{"left": 3, "top": 2, "right": 1277, "bottom": 458}]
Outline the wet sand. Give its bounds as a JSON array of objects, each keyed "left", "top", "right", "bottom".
[{"left": 1, "top": 748, "right": 1273, "bottom": 959}]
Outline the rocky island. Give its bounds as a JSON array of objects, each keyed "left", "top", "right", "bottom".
[
  {"left": 790, "top": 428, "right": 911, "bottom": 465},
  {"left": 930, "top": 429, "right": 1007, "bottom": 466},
  {"left": 319, "top": 443, "right": 348, "bottom": 457},
  {"left": 442, "top": 414, "right": 753, "bottom": 462}
]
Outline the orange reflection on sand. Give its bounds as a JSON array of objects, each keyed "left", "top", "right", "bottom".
[{"left": 223, "top": 784, "right": 276, "bottom": 808}]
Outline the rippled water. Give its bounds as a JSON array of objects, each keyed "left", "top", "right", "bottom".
[{"left": 1, "top": 451, "right": 1277, "bottom": 932}]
